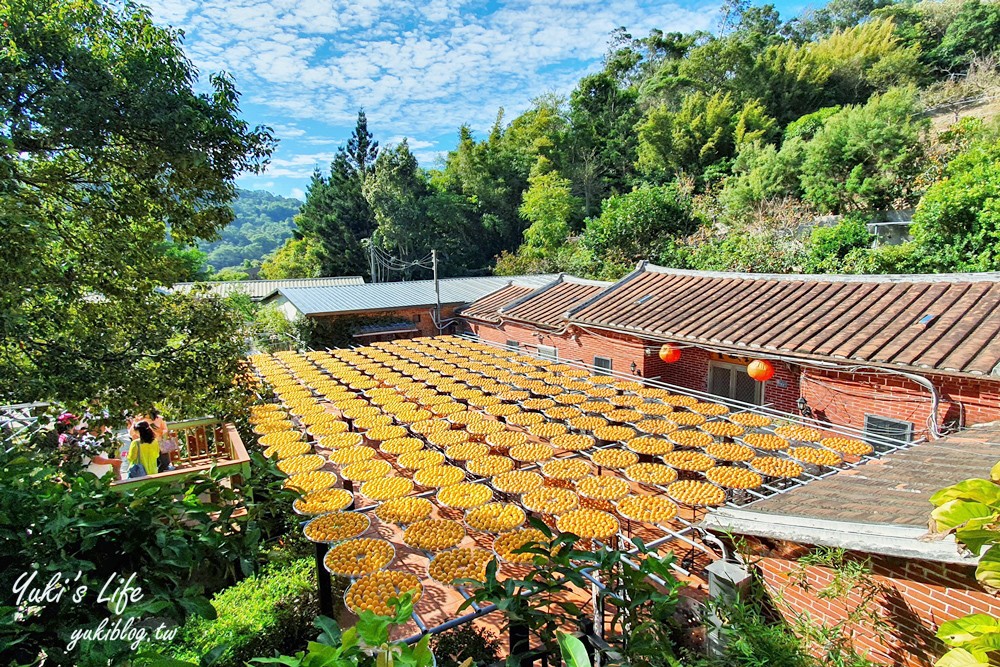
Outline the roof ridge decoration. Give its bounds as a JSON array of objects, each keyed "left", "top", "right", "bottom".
[
  {"left": 563, "top": 260, "right": 648, "bottom": 320},
  {"left": 642, "top": 263, "right": 1000, "bottom": 284}
]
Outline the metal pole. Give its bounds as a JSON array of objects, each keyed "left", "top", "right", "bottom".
[
  {"left": 369, "top": 240, "right": 376, "bottom": 283},
  {"left": 315, "top": 542, "right": 332, "bottom": 616},
  {"left": 432, "top": 249, "right": 441, "bottom": 328}
]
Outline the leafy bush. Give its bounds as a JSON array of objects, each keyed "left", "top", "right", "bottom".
[
  {"left": 911, "top": 139, "right": 1000, "bottom": 271},
  {"left": 163, "top": 559, "right": 319, "bottom": 667},
  {"left": 0, "top": 448, "right": 264, "bottom": 667},
  {"left": 583, "top": 184, "right": 698, "bottom": 264},
  {"left": 800, "top": 87, "right": 929, "bottom": 213},
  {"left": 805, "top": 215, "right": 874, "bottom": 272},
  {"left": 431, "top": 626, "right": 502, "bottom": 667},
  {"left": 687, "top": 230, "right": 807, "bottom": 273}
]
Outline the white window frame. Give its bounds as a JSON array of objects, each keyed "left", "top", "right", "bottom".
[
  {"left": 536, "top": 345, "right": 558, "bottom": 361},
  {"left": 707, "top": 360, "right": 764, "bottom": 405},
  {"left": 593, "top": 356, "right": 613, "bottom": 375}
]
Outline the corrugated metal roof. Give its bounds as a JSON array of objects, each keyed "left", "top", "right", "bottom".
[
  {"left": 568, "top": 263, "right": 1000, "bottom": 377},
  {"left": 460, "top": 284, "right": 541, "bottom": 323},
  {"left": 500, "top": 275, "right": 611, "bottom": 328},
  {"left": 280, "top": 275, "right": 557, "bottom": 316},
  {"left": 173, "top": 276, "right": 364, "bottom": 300}
]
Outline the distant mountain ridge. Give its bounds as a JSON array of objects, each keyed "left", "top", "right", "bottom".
[{"left": 199, "top": 188, "right": 301, "bottom": 273}]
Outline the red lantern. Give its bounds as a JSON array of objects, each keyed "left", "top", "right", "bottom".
[
  {"left": 658, "top": 343, "right": 681, "bottom": 364},
  {"left": 747, "top": 359, "right": 775, "bottom": 382}
]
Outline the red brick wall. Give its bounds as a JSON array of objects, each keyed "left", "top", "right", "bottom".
[
  {"left": 802, "top": 369, "right": 1000, "bottom": 439},
  {"left": 464, "top": 319, "right": 1000, "bottom": 436},
  {"left": 467, "top": 321, "right": 649, "bottom": 377},
  {"left": 748, "top": 540, "right": 1000, "bottom": 666}
]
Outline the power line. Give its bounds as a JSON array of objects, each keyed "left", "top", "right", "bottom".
[{"left": 366, "top": 240, "right": 434, "bottom": 282}]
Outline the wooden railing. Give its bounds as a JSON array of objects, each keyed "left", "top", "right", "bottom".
[{"left": 112, "top": 418, "right": 250, "bottom": 489}]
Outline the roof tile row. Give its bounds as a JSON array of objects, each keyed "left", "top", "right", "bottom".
[{"left": 459, "top": 264, "right": 1000, "bottom": 378}]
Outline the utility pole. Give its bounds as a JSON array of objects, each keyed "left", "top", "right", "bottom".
[
  {"left": 369, "top": 240, "right": 376, "bottom": 283},
  {"left": 432, "top": 249, "right": 441, "bottom": 328}
]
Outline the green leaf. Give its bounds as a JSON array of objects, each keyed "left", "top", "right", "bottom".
[
  {"left": 314, "top": 616, "right": 342, "bottom": 646},
  {"left": 930, "top": 500, "right": 996, "bottom": 535},
  {"left": 977, "top": 545, "right": 1000, "bottom": 593},
  {"left": 991, "top": 462, "right": 1000, "bottom": 483},
  {"left": 937, "top": 614, "right": 1000, "bottom": 647},
  {"left": 930, "top": 480, "right": 1000, "bottom": 508},
  {"left": 557, "top": 631, "right": 591, "bottom": 667},
  {"left": 936, "top": 647, "right": 989, "bottom": 667},
  {"left": 356, "top": 610, "right": 393, "bottom": 647}
]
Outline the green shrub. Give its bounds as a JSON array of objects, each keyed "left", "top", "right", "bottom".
[
  {"left": 805, "top": 215, "right": 873, "bottom": 273},
  {"left": 165, "top": 558, "right": 319, "bottom": 667},
  {"left": 431, "top": 626, "right": 502, "bottom": 667}
]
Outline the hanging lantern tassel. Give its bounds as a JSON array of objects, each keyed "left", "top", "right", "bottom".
[
  {"left": 747, "top": 359, "right": 775, "bottom": 382},
  {"left": 658, "top": 343, "right": 681, "bottom": 364}
]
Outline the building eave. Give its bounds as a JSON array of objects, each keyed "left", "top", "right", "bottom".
[{"left": 701, "top": 507, "right": 976, "bottom": 564}]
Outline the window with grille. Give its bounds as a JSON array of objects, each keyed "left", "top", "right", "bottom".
[
  {"left": 537, "top": 345, "right": 558, "bottom": 361},
  {"left": 864, "top": 414, "right": 913, "bottom": 447},
  {"left": 593, "top": 356, "right": 613, "bottom": 375},
  {"left": 707, "top": 361, "right": 762, "bottom": 405},
  {"left": 505, "top": 340, "right": 519, "bottom": 349}
]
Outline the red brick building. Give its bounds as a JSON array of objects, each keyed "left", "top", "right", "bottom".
[
  {"left": 459, "top": 265, "right": 1000, "bottom": 665},
  {"left": 461, "top": 264, "right": 1000, "bottom": 442}
]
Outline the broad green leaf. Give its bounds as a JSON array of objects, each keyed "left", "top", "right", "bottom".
[
  {"left": 930, "top": 480, "right": 1000, "bottom": 508},
  {"left": 936, "top": 647, "right": 988, "bottom": 667},
  {"left": 977, "top": 545, "right": 1000, "bottom": 593},
  {"left": 930, "top": 500, "right": 995, "bottom": 534},
  {"left": 356, "top": 610, "right": 393, "bottom": 647},
  {"left": 991, "top": 461, "right": 1000, "bottom": 483},
  {"left": 937, "top": 614, "right": 1000, "bottom": 646},
  {"left": 557, "top": 631, "right": 591, "bottom": 667}
]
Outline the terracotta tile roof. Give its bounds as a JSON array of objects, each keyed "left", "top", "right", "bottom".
[
  {"left": 459, "top": 284, "right": 540, "bottom": 323},
  {"left": 499, "top": 276, "right": 611, "bottom": 328},
  {"left": 745, "top": 422, "right": 1000, "bottom": 527},
  {"left": 568, "top": 263, "right": 1000, "bottom": 378}
]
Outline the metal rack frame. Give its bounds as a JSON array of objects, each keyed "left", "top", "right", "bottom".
[{"left": 264, "top": 333, "right": 915, "bottom": 658}]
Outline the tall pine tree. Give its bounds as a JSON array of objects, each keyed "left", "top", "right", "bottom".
[{"left": 295, "top": 110, "right": 379, "bottom": 278}]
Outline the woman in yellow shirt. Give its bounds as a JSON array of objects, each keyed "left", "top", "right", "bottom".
[{"left": 127, "top": 422, "right": 160, "bottom": 478}]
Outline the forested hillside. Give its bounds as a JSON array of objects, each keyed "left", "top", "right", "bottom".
[
  {"left": 266, "top": 0, "right": 1000, "bottom": 281},
  {"left": 200, "top": 189, "right": 300, "bottom": 275}
]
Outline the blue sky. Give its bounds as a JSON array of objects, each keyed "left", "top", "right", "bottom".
[{"left": 151, "top": 0, "right": 809, "bottom": 200}]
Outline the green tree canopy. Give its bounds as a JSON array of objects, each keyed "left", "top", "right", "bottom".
[
  {"left": 259, "top": 237, "right": 324, "bottom": 279},
  {"left": 519, "top": 165, "right": 579, "bottom": 257},
  {"left": 295, "top": 111, "right": 378, "bottom": 279},
  {"left": 0, "top": 0, "right": 273, "bottom": 412},
  {"left": 910, "top": 139, "right": 1000, "bottom": 272},
  {"left": 799, "top": 87, "right": 928, "bottom": 212},
  {"left": 583, "top": 184, "right": 698, "bottom": 264}
]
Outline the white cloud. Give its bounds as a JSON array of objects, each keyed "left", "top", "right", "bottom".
[
  {"left": 290, "top": 188, "right": 307, "bottom": 200},
  {"left": 151, "top": 0, "right": 718, "bottom": 140},
  {"left": 149, "top": 0, "right": 720, "bottom": 190}
]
